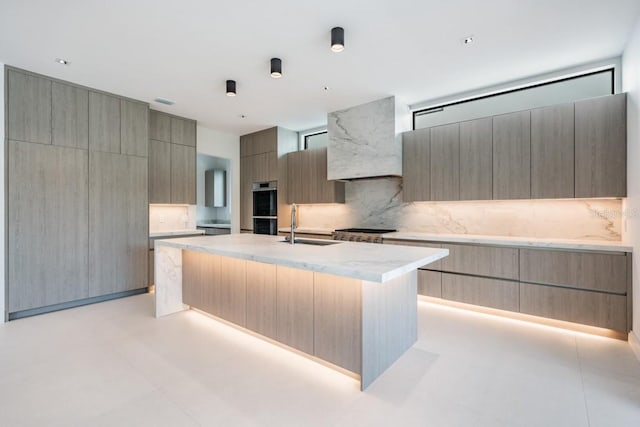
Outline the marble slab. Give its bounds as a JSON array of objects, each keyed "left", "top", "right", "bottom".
[
  {"left": 150, "top": 229, "right": 205, "bottom": 238},
  {"left": 154, "top": 234, "right": 448, "bottom": 283},
  {"left": 327, "top": 96, "right": 406, "bottom": 180},
  {"left": 154, "top": 245, "right": 187, "bottom": 317},
  {"left": 383, "top": 232, "right": 633, "bottom": 253}
]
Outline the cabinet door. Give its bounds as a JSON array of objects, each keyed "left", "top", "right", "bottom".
[
  {"left": 287, "top": 151, "right": 303, "bottom": 204},
  {"left": 402, "top": 128, "right": 430, "bottom": 202},
  {"left": 531, "top": 103, "right": 574, "bottom": 198},
  {"left": 253, "top": 127, "right": 278, "bottom": 154},
  {"left": 52, "top": 82, "right": 88, "bottom": 149},
  {"left": 575, "top": 94, "right": 626, "bottom": 198},
  {"left": 276, "top": 266, "right": 314, "bottom": 354},
  {"left": 89, "top": 152, "right": 148, "bottom": 297},
  {"left": 240, "top": 134, "right": 254, "bottom": 157},
  {"left": 246, "top": 261, "right": 277, "bottom": 338},
  {"left": 459, "top": 117, "right": 492, "bottom": 200},
  {"left": 89, "top": 91, "right": 121, "bottom": 153},
  {"left": 312, "top": 148, "right": 345, "bottom": 203},
  {"left": 150, "top": 110, "right": 171, "bottom": 142},
  {"left": 171, "top": 117, "right": 196, "bottom": 147},
  {"left": 170, "top": 144, "right": 196, "bottom": 204},
  {"left": 240, "top": 156, "right": 254, "bottom": 230},
  {"left": 149, "top": 140, "right": 171, "bottom": 203},
  {"left": 418, "top": 270, "right": 442, "bottom": 297},
  {"left": 441, "top": 273, "right": 519, "bottom": 312},
  {"left": 219, "top": 258, "right": 247, "bottom": 326},
  {"left": 183, "top": 251, "right": 221, "bottom": 316},
  {"left": 252, "top": 152, "right": 277, "bottom": 182},
  {"left": 493, "top": 111, "right": 531, "bottom": 200},
  {"left": 8, "top": 141, "right": 89, "bottom": 312},
  {"left": 7, "top": 70, "right": 52, "bottom": 145},
  {"left": 440, "top": 243, "right": 519, "bottom": 280},
  {"left": 121, "top": 100, "right": 149, "bottom": 157},
  {"left": 430, "top": 123, "right": 460, "bottom": 201}
]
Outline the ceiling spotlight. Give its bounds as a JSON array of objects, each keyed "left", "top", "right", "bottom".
[
  {"left": 54, "top": 58, "right": 70, "bottom": 65},
  {"left": 463, "top": 36, "right": 474, "bottom": 45},
  {"left": 226, "top": 80, "right": 236, "bottom": 97},
  {"left": 331, "top": 27, "right": 344, "bottom": 52},
  {"left": 270, "top": 58, "right": 282, "bottom": 78}
]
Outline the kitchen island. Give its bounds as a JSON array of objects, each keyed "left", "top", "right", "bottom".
[{"left": 154, "top": 234, "right": 448, "bottom": 389}]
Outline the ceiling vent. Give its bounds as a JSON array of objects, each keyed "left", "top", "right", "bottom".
[{"left": 154, "top": 98, "right": 175, "bottom": 106}]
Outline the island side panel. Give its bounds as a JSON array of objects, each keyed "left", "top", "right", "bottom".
[
  {"left": 155, "top": 245, "right": 187, "bottom": 317},
  {"left": 361, "top": 269, "right": 418, "bottom": 390}
]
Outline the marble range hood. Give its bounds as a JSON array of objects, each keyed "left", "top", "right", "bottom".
[{"left": 327, "top": 96, "right": 411, "bottom": 181}]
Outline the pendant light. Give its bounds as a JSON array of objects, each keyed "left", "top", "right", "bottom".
[
  {"left": 226, "top": 80, "right": 236, "bottom": 97},
  {"left": 331, "top": 27, "right": 344, "bottom": 52},
  {"left": 270, "top": 58, "right": 282, "bottom": 78}
]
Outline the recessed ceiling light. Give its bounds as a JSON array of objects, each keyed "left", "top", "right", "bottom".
[
  {"left": 331, "top": 27, "right": 344, "bottom": 52},
  {"left": 54, "top": 58, "right": 70, "bottom": 65},
  {"left": 462, "top": 36, "right": 474, "bottom": 45},
  {"left": 238, "top": 114, "right": 246, "bottom": 119},
  {"left": 323, "top": 86, "right": 330, "bottom": 92},
  {"left": 226, "top": 80, "right": 237, "bottom": 97},
  {"left": 270, "top": 58, "right": 282, "bottom": 78},
  {"left": 154, "top": 98, "right": 175, "bottom": 106}
]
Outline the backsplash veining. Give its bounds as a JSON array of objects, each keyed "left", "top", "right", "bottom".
[
  {"left": 297, "top": 177, "right": 622, "bottom": 240},
  {"left": 149, "top": 205, "right": 197, "bottom": 232}
]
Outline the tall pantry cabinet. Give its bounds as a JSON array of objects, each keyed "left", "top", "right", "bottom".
[{"left": 5, "top": 67, "right": 149, "bottom": 319}]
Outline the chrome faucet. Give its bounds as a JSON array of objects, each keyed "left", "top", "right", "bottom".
[{"left": 290, "top": 203, "right": 297, "bottom": 245}]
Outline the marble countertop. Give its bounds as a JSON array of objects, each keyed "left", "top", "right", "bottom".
[
  {"left": 150, "top": 229, "right": 205, "bottom": 238},
  {"left": 154, "top": 234, "right": 448, "bottom": 283},
  {"left": 383, "top": 232, "right": 633, "bottom": 253},
  {"left": 278, "top": 227, "right": 334, "bottom": 235}
]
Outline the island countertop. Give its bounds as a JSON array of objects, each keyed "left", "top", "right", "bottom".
[{"left": 154, "top": 233, "right": 448, "bottom": 283}]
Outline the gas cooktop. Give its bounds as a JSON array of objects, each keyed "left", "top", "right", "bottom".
[{"left": 333, "top": 228, "right": 397, "bottom": 234}]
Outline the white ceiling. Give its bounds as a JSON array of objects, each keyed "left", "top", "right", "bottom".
[{"left": 1, "top": 0, "right": 639, "bottom": 135}]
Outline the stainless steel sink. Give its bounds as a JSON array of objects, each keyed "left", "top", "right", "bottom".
[{"left": 281, "top": 238, "right": 341, "bottom": 246}]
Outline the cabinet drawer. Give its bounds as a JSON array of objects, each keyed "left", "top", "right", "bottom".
[
  {"left": 441, "top": 244, "right": 519, "bottom": 280},
  {"left": 418, "top": 270, "right": 441, "bottom": 297},
  {"left": 441, "top": 273, "right": 519, "bottom": 312},
  {"left": 519, "top": 283, "right": 627, "bottom": 331},
  {"left": 520, "top": 249, "right": 627, "bottom": 294}
]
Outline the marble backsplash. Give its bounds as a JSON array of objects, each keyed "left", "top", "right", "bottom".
[
  {"left": 296, "top": 177, "right": 623, "bottom": 241},
  {"left": 149, "top": 205, "right": 197, "bottom": 232}
]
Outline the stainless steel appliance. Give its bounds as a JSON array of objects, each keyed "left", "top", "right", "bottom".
[
  {"left": 332, "top": 228, "right": 397, "bottom": 244},
  {"left": 252, "top": 181, "right": 277, "bottom": 235}
]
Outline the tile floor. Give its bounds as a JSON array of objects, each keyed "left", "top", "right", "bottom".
[{"left": 0, "top": 294, "right": 639, "bottom": 426}]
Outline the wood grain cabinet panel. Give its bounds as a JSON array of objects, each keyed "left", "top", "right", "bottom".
[
  {"left": 7, "top": 70, "right": 52, "bottom": 144},
  {"left": 519, "top": 249, "right": 627, "bottom": 294},
  {"left": 286, "top": 150, "right": 303, "bottom": 204},
  {"left": 519, "top": 283, "right": 627, "bottom": 331},
  {"left": 531, "top": 103, "right": 574, "bottom": 198},
  {"left": 150, "top": 110, "right": 171, "bottom": 142},
  {"left": 52, "top": 82, "right": 88, "bottom": 149},
  {"left": 287, "top": 148, "right": 344, "bottom": 204},
  {"left": 252, "top": 152, "right": 277, "bottom": 183},
  {"left": 441, "top": 273, "right": 519, "bottom": 312},
  {"left": 121, "top": 99, "right": 149, "bottom": 157},
  {"left": 246, "top": 261, "right": 278, "bottom": 339},
  {"left": 430, "top": 123, "right": 460, "bottom": 201},
  {"left": 276, "top": 266, "right": 314, "bottom": 354},
  {"left": 89, "top": 152, "right": 148, "bottom": 297},
  {"left": 149, "top": 139, "right": 171, "bottom": 203},
  {"left": 314, "top": 273, "right": 362, "bottom": 374},
  {"left": 240, "top": 156, "right": 254, "bottom": 230},
  {"left": 8, "top": 141, "right": 89, "bottom": 312},
  {"left": 402, "top": 128, "right": 430, "bottom": 202},
  {"left": 575, "top": 94, "right": 627, "bottom": 198},
  {"left": 459, "top": 117, "right": 492, "bottom": 200},
  {"left": 440, "top": 243, "right": 519, "bottom": 280},
  {"left": 170, "top": 144, "right": 196, "bottom": 204},
  {"left": 219, "top": 258, "right": 247, "bottom": 327},
  {"left": 418, "top": 270, "right": 442, "bottom": 297},
  {"left": 493, "top": 111, "right": 531, "bottom": 200},
  {"left": 171, "top": 117, "right": 196, "bottom": 147},
  {"left": 89, "top": 91, "right": 121, "bottom": 153},
  {"left": 182, "top": 251, "right": 221, "bottom": 316}
]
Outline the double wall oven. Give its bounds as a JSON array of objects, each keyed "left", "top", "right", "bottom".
[{"left": 252, "top": 181, "right": 278, "bottom": 235}]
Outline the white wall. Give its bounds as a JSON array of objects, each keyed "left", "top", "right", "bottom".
[
  {"left": 197, "top": 126, "right": 240, "bottom": 233},
  {"left": 1, "top": 63, "right": 5, "bottom": 322},
  {"left": 623, "top": 16, "right": 640, "bottom": 342}
]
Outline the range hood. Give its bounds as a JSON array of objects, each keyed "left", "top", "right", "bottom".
[{"left": 327, "top": 96, "right": 410, "bottom": 181}]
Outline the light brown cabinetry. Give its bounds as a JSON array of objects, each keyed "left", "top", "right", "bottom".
[
  {"left": 7, "top": 69, "right": 52, "bottom": 144},
  {"left": 150, "top": 110, "right": 171, "bottom": 142},
  {"left": 430, "top": 123, "right": 460, "bottom": 201},
  {"left": 459, "top": 117, "right": 493, "bottom": 200},
  {"left": 441, "top": 273, "right": 519, "bottom": 312},
  {"left": 52, "top": 82, "right": 88, "bottom": 149},
  {"left": 219, "top": 258, "right": 247, "bottom": 326},
  {"left": 286, "top": 147, "right": 345, "bottom": 204},
  {"left": 240, "top": 156, "right": 254, "bottom": 230},
  {"left": 121, "top": 100, "right": 149, "bottom": 157},
  {"left": 440, "top": 243, "right": 519, "bottom": 280},
  {"left": 574, "top": 94, "right": 626, "bottom": 198},
  {"left": 149, "top": 140, "right": 171, "bottom": 203},
  {"left": 492, "top": 110, "right": 531, "bottom": 200},
  {"left": 418, "top": 270, "right": 442, "bottom": 297},
  {"left": 402, "top": 128, "right": 430, "bottom": 202},
  {"left": 171, "top": 144, "right": 196, "bottom": 204},
  {"left": 183, "top": 251, "right": 221, "bottom": 316},
  {"left": 246, "top": 261, "right": 278, "bottom": 339},
  {"left": 276, "top": 266, "right": 314, "bottom": 354},
  {"left": 89, "top": 91, "right": 121, "bottom": 153},
  {"left": 170, "top": 116, "right": 197, "bottom": 147}
]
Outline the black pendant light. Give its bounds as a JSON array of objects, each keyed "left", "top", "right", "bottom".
[
  {"left": 226, "top": 80, "right": 236, "bottom": 97},
  {"left": 270, "top": 58, "right": 282, "bottom": 78},
  {"left": 331, "top": 27, "right": 344, "bottom": 52}
]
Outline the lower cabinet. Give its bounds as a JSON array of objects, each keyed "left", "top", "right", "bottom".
[
  {"left": 441, "top": 273, "right": 519, "bottom": 312},
  {"left": 246, "top": 261, "right": 277, "bottom": 339},
  {"left": 276, "top": 266, "right": 314, "bottom": 354},
  {"left": 417, "top": 270, "right": 442, "bottom": 298},
  {"left": 183, "top": 251, "right": 221, "bottom": 316},
  {"left": 519, "top": 283, "right": 627, "bottom": 331},
  {"left": 219, "top": 258, "right": 247, "bottom": 327}
]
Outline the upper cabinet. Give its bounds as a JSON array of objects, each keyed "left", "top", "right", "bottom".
[
  {"left": 52, "top": 82, "right": 89, "bottom": 149},
  {"left": 148, "top": 110, "right": 197, "bottom": 204},
  {"left": 287, "top": 148, "right": 345, "bottom": 204},
  {"left": 402, "top": 93, "right": 627, "bottom": 202},
  {"left": 121, "top": 100, "right": 149, "bottom": 157},
  {"left": 575, "top": 94, "right": 627, "bottom": 198},
  {"left": 89, "top": 91, "right": 121, "bottom": 153},
  {"left": 7, "top": 69, "right": 52, "bottom": 144}
]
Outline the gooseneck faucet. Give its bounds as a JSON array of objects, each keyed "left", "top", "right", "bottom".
[{"left": 290, "top": 203, "right": 297, "bottom": 245}]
